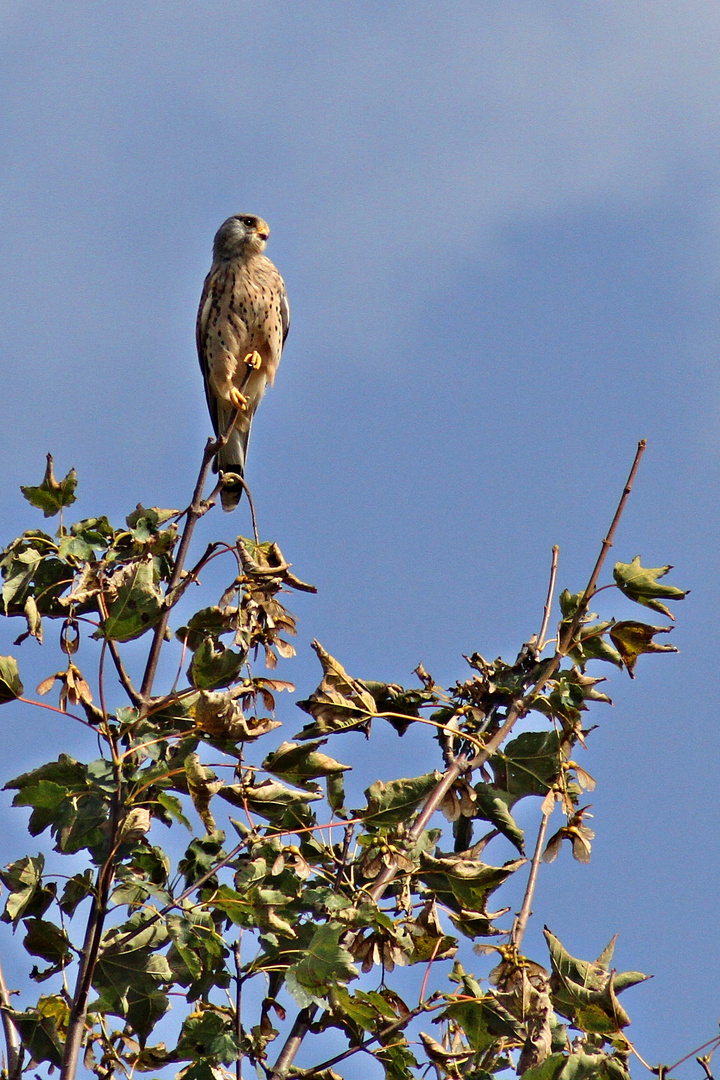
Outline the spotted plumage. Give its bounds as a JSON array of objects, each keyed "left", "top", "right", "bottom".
[{"left": 196, "top": 214, "right": 289, "bottom": 510}]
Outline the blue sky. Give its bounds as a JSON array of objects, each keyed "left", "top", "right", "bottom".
[{"left": 0, "top": 2, "right": 719, "bottom": 1074}]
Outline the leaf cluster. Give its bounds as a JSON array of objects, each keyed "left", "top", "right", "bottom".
[{"left": 0, "top": 460, "right": 687, "bottom": 1080}]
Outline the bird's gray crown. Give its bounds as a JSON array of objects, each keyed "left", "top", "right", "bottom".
[{"left": 213, "top": 214, "right": 269, "bottom": 260}]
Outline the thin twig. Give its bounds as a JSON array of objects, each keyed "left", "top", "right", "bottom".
[
  {"left": 537, "top": 545, "right": 559, "bottom": 653},
  {"left": 17, "top": 697, "right": 95, "bottom": 730},
  {"left": 511, "top": 807, "right": 553, "bottom": 948},
  {"left": 95, "top": 591, "right": 144, "bottom": 706},
  {"left": 564, "top": 439, "right": 647, "bottom": 643},
  {"left": 0, "top": 954, "right": 21, "bottom": 1080},
  {"left": 627, "top": 1040, "right": 655, "bottom": 1071},
  {"left": 235, "top": 479, "right": 260, "bottom": 545},
  {"left": 165, "top": 542, "right": 224, "bottom": 607},
  {"left": 106, "top": 639, "right": 143, "bottom": 706},
  {"left": 697, "top": 1056, "right": 716, "bottom": 1080},
  {"left": 333, "top": 824, "right": 355, "bottom": 891},
  {"left": 419, "top": 936, "right": 443, "bottom": 1003},
  {"left": 665, "top": 1037, "right": 720, "bottom": 1073},
  {"left": 290, "top": 998, "right": 444, "bottom": 1078}
]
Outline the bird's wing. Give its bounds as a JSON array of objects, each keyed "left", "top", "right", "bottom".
[
  {"left": 280, "top": 279, "right": 290, "bottom": 345},
  {"left": 196, "top": 269, "right": 220, "bottom": 437}
]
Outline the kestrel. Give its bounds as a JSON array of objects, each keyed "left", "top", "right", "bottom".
[{"left": 197, "top": 214, "right": 289, "bottom": 510}]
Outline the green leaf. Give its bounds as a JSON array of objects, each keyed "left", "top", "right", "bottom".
[
  {"left": 9, "top": 996, "right": 67, "bottom": 1068},
  {"left": 178, "top": 831, "right": 226, "bottom": 887},
  {"left": 176, "top": 606, "right": 238, "bottom": 652},
  {"left": 286, "top": 923, "right": 358, "bottom": 1006},
  {"left": 126, "top": 986, "right": 170, "bottom": 1044},
  {"left": 439, "top": 996, "right": 503, "bottom": 1053},
  {"left": 175, "top": 1006, "right": 239, "bottom": 1064},
  {"left": 1, "top": 547, "right": 42, "bottom": 613},
  {"left": 0, "top": 855, "right": 54, "bottom": 925},
  {"left": 363, "top": 773, "right": 440, "bottom": 825},
  {"left": 219, "top": 778, "right": 321, "bottom": 822},
  {"left": 166, "top": 910, "right": 227, "bottom": 996},
  {"left": 94, "top": 913, "right": 171, "bottom": 1020},
  {"left": 613, "top": 556, "right": 688, "bottom": 619},
  {"left": 24, "top": 918, "right": 72, "bottom": 967},
  {"left": 189, "top": 637, "right": 244, "bottom": 690},
  {"left": 360, "top": 679, "right": 432, "bottom": 735},
  {"left": 126, "top": 504, "right": 179, "bottom": 530},
  {"left": 0, "top": 654, "right": 23, "bottom": 702},
  {"left": 156, "top": 790, "right": 193, "bottom": 830},
  {"left": 544, "top": 928, "right": 651, "bottom": 1033},
  {"left": 20, "top": 454, "right": 77, "bottom": 518},
  {"left": 5, "top": 755, "right": 109, "bottom": 855},
  {"left": 492, "top": 731, "right": 564, "bottom": 798},
  {"left": 522, "top": 1053, "right": 568, "bottom": 1080},
  {"left": 472, "top": 785, "right": 525, "bottom": 853},
  {"left": 98, "top": 556, "right": 164, "bottom": 641},
  {"left": 609, "top": 621, "right": 677, "bottom": 678}
]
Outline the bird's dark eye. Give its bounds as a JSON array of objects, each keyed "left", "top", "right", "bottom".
[{"left": 241, "top": 217, "right": 255, "bottom": 228}]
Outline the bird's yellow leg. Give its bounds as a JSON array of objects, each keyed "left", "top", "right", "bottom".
[
  {"left": 228, "top": 385, "right": 249, "bottom": 410},
  {"left": 243, "top": 350, "right": 263, "bottom": 371}
]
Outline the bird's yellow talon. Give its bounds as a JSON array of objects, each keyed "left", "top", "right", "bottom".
[
  {"left": 243, "top": 350, "right": 263, "bottom": 371},
  {"left": 229, "top": 386, "right": 249, "bottom": 410}
]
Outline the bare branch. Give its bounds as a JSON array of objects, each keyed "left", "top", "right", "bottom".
[
  {"left": 512, "top": 806, "right": 553, "bottom": 949},
  {"left": 235, "top": 937, "right": 244, "bottom": 1080},
  {"left": 106, "top": 638, "right": 144, "bottom": 707},
  {"left": 0, "top": 954, "right": 21, "bottom": 1080},
  {"left": 537, "top": 545, "right": 560, "bottom": 653}
]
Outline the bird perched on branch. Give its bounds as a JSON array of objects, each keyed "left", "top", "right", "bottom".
[{"left": 196, "top": 214, "right": 289, "bottom": 510}]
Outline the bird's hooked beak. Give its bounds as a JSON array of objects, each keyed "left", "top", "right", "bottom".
[{"left": 255, "top": 220, "right": 270, "bottom": 242}]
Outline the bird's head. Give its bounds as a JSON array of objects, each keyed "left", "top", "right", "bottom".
[{"left": 212, "top": 214, "right": 270, "bottom": 260}]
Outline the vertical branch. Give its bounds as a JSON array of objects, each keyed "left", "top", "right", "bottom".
[
  {"left": 140, "top": 413, "right": 239, "bottom": 699},
  {"left": 0, "top": 955, "right": 21, "bottom": 1080},
  {"left": 559, "top": 439, "right": 646, "bottom": 651},
  {"left": 537, "top": 545, "right": 559, "bottom": 653},
  {"left": 234, "top": 936, "right": 243, "bottom": 1080},
  {"left": 511, "top": 807, "right": 553, "bottom": 949},
  {"left": 269, "top": 1007, "right": 317, "bottom": 1080},
  {"left": 61, "top": 759, "right": 124, "bottom": 1080},
  {"left": 59, "top": 851, "right": 118, "bottom": 1080}
]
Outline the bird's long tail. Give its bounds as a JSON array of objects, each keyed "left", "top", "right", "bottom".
[{"left": 217, "top": 419, "right": 252, "bottom": 512}]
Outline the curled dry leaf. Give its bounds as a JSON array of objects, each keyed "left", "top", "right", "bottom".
[
  {"left": 295, "top": 641, "right": 378, "bottom": 737},
  {"left": 37, "top": 663, "right": 93, "bottom": 711},
  {"left": 119, "top": 807, "right": 151, "bottom": 843},
  {"left": 190, "top": 689, "right": 282, "bottom": 742}
]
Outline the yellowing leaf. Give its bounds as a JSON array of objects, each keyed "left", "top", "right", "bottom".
[
  {"left": 0, "top": 655, "right": 23, "bottom": 703},
  {"left": 295, "top": 641, "right": 378, "bottom": 738},
  {"left": 609, "top": 621, "right": 677, "bottom": 678}
]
